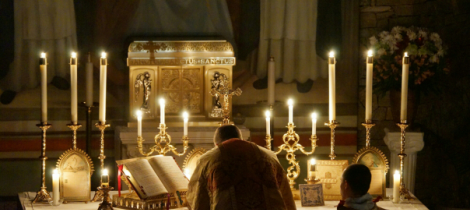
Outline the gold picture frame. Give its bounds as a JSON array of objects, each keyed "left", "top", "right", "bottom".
[
  {"left": 182, "top": 148, "right": 207, "bottom": 179},
  {"left": 315, "top": 160, "right": 348, "bottom": 200},
  {"left": 56, "top": 148, "right": 94, "bottom": 203},
  {"left": 352, "top": 146, "right": 389, "bottom": 198}
]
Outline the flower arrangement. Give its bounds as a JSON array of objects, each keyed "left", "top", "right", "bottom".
[{"left": 369, "top": 26, "right": 450, "bottom": 96}]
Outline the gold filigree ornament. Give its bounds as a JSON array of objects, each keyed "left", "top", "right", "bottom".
[
  {"left": 182, "top": 148, "right": 207, "bottom": 179},
  {"left": 56, "top": 148, "right": 94, "bottom": 203},
  {"left": 352, "top": 146, "right": 389, "bottom": 198}
]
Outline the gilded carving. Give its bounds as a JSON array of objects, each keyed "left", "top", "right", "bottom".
[
  {"left": 128, "top": 58, "right": 236, "bottom": 66},
  {"left": 129, "top": 41, "right": 234, "bottom": 53},
  {"left": 160, "top": 67, "right": 203, "bottom": 114},
  {"left": 134, "top": 72, "right": 152, "bottom": 112}
]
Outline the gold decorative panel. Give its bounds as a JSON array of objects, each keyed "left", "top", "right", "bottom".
[{"left": 159, "top": 66, "right": 203, "bottom": 115}]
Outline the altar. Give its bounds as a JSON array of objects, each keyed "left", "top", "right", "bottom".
[{"left": 19, "top": 189, "right": 429, "bottom": 210}]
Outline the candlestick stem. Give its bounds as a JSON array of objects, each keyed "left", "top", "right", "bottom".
[
  {"left": 33, "top": 123, "right": 52, "bottom": 203},
  {"left": 265, "top": 134, "right": 272, "bottom": 150},
  {"left": 362, "top": 122, "right": 375, "bottom": 148},
  {"left": 325, "top": 121, "right": 339, "bottom": 160},
  {"left": 67, "top": 124, "right": 82, "bottom": 149},
  {"left": 92, "top": 123, "right": 110, "bottom": 203},
  {"left": 397, "top": 122, "right": 413, "bottom": 201}
]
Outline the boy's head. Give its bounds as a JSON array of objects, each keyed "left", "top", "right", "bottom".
[{"left": 340, "top": 164, "right": 371, "bottom": 199}]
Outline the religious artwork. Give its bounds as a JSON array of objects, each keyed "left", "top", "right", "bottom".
[
  {"left": 127, "top": 40, "right": 236, "bottom": 121},
  {"left": 315, "top": 160, "right": 348, "bottom": 200},
  {"left": 56, "top": 148, "right": 94, "bottom": 203},
  {"left": 299, "top": 184, "right": 324, "bottom": 206},
  {"left": 135, "top": 72, "right": 152, "bottom": 112},
  {"left": 182, "top": 148, "right": 207, "bottom": 179},
  {"left": 352, "top": 147, "right": 389, "bottom": 197}
]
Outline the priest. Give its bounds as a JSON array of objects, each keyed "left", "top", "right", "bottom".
[{"left": 187, "top": 125, "right": 296, "bottom": 210}]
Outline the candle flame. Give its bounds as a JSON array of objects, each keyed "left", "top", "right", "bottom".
[
  {"left": 394, "top": 170, "right": 400, "bottom": 175},
  {"left": 53, "top": 168, "right": 59, "bottom": 175},
  {"left": 311, "top": 112, "right": 317, "bottom": 120},
  {"left": 367, "top": 50, "right": 373, "bottom": 57},
  {"left": 329, "top": 51, "right": 335, "bottom": 58},
  {"left": 287, "top": 99, "right": 294, "bottom": 106},
  {"left": 265, "top": 110, "right": 271, "bottom": 118},
  {"left": 71, "top": 52, "right": 77, "bottom": 58},
  {"left": 40, "top": 52, "right": 46, "bottom": 58},
  {"left": 102, "top": 169, "right": 109, "bottom": 176},
  {"left": 310, "top": 158, "right": 316, "bottom": 165},
  {"left": 404, "top": 52, "right": 408, "bottom": 57},
  {"left": 159, "top": 98, "right": 165, "bottom": 106},
  {"left": 183, "top": 111, "right": 189, "bottom": 119},
  {"left": 101, "top": 52, "right": 107, "bottom": 59},
  {"left": 136, "top": 110, "right": 142, "bottom": 118}
]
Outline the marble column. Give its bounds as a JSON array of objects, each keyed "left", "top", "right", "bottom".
[{"left": 384, "top": 128, "right": 424, "bottom": 193}]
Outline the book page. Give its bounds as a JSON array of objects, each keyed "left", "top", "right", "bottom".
[
  {"left": 125, "top": 159, "right": 168, "bottom": 197},
  {"left": 148, "top": 156, "right": 189, "bottom": 192}
]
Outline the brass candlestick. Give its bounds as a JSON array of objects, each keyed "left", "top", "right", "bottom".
[
  {"left": 362, "top": 121, "right": 375, "bottom": 148},
  {"left": 264, "top": 134, "right": 272, "bottom": 150},
  {"left": 269, "top": 123, "right": 318, "bottom": 199},
  {"left": 96, "top": 186, "right": 114, "bottom": 210},
  {"left": 325, "top": 121, "right": 339, "bottom": 160},
  {"left": 397, "top": 121, "right": 413, "bottom": 200},
  {"left": 67, "top": 123, "right": 82, "bottom": 149},
  {"left": 92, "top": 122, "right": 110, "bottom": 202},
  {"left": 33, "top": 123, "right": 52, "bottom": 203},
  {"left": 137, "top": 123, "right": 189, "bottom": 156}
]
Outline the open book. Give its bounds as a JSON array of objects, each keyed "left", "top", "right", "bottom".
[{"left": 119, "top": 156, "right": 189, "bottom": 201}]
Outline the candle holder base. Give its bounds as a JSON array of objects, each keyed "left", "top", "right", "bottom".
[
  {"left": 399, "top": 185, "right": 414, "bottom": 201},
  {"left": 32, "top": 187, "right": 52, "bottom": 203},
  {"left": 96, "top": 186, "right": 114, "bottom": 210},
  {"left": 304, "top": 177, "right": 321, "bottom": 185},
  {"left": 92, "top": 188, "right": 104, "bottom": 202}
]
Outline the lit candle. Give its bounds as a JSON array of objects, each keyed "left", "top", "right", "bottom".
[
  {"left": 99, "top": 52, "right": 107, "bottom": 124},
  {"left": 183, "top": 111, "right": 189, "bottom": 136},
  {"left": 365, "top": 50, "right": 374, "bottom": 122},
  {"left": 308, "top": 158, "right": 316, "bottom": 180},
  {"left": 393, "top": 170, "right": 400, "bottom": 203},
  {"left": 101, "top": 169, "right": 109, "bottom": 187},
  {"left": 265, "top": 110, "right": 271, "bottom": 136},
  {"left": 159, "top": 98, "right": 165, "bottom": 125},
  {"left": 400, "top": 52, "right": 410, "bottom": 123},
  {"left": 311, "top": 113, "right": 317, "bottom": 135},
  {"left": 328, "top": 51, "right": 336, "bottom": 122},
  {"left": 85, "top": 53, "right": 93, "bottom": 107},
  {"left": 52, "top": 168, "right": 60, "bottom": 205},
  {"left": 287, "top": 99, "right": 294, "bottom": 124},
  {"left": 70, "top": 52, "right": 78, "bottom": 124},
  {"left": 136, "top": 110, "right": 142, "bottom": 138},
  {"left": 39, "top": 52, "right": 47, "bottom": 123},
  {"left": 268, "top": 57, "right": 275, "bottom": 105}
]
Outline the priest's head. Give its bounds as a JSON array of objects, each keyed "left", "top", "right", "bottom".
[
  {"left": 340, "top": 164, "right": 371, "bottom": 200},
  {"left": 213, "top": 125, "right": 243, "bottom": 145}
]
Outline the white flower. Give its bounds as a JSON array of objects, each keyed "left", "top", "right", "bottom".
[
  {"left": 418, "top": 30, "right": 427, "bottom": 39},
  {"left": 437, "top": 49, "right": 444, "bottom": 57},
  {"left": 377, "top": 48, "right": 386, "bottom": 56},
  {"left": 394, "top": 33, "right": 403, "bottom": 41},
  {"left": 429, "top": 55, "right": 439, "bottom": 63},
  {"left": 370, "top": 36, "right": 378, "bottom": 45},
  {"left": 379, "top": 31, "right": 390, "bottom": 40},
  {"left": 407, "top": 30, "right": 417, "bottom": 41},
  {"left": 430, "top": 33, "right": 440, "bottom": 42},
  {"left": 391, "top": 26, "right": 404, "bottom": 35}
]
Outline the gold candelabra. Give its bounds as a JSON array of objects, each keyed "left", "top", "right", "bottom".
[
  {"left": 137, "top": 123, "right": 189, "bottom": 156},
  {"left": 92, "top": 122, "right": 110, "bottom": 202},
  {"left": 397, "top": 121, "right": 413, "bottom": 200},
  {"left": 33, "top": 123, "right": 52, "bottom": 203},
  {"left": 269, "top": 123, "right": 318, "bottom": 194},
  {"left": 325, "top": 121, "right": 339, "bottom": 160},
  {"left": 362, "top": 121, "right": 375, "bottom": 148},
  {"left": 96, "top": 186, "right": 114, "bottom": 210}
]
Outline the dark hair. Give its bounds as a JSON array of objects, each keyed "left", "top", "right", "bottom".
[
  {"left": 213, "top": 125, "right": 242, "bottom": 145},
  {"left": 342, "top": 164, "right": 371, "bottom": 196}
]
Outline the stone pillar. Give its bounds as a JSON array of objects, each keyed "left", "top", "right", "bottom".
[{"left": 383, "top": 128, "right": 424, "bottom": 193}]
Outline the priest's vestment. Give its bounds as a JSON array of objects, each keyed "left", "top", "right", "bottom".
[{"left": 187, "top": 139, "right": 296, "bottom": 210}]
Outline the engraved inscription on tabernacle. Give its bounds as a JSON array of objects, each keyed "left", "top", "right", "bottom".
[
  {"left": 128, "top": 58, "right": 236, "bottom": 65},
  {"left": 129, "top": 42, "right": 234, "bottom": 53}
]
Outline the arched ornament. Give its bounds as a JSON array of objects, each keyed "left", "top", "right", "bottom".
[
  {"left": 352, "top": 146, "right": 389, "bottom": 198},
  {"left": 182, "top": 148, "right": 207, "bottom": 179}
]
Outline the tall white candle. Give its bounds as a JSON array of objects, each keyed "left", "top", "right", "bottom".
[
  {"left": 39, "top": 53, "right": 47, "bottom": 123},
  {"left": 99, "top": 52, "right": 107, "bottom": 124},
  {"left": 70, "top": 52, "right": 78, "bottom": 124},
  {"left": 311, "top": 113, "right": 317, "bottom": 135},
  {"left": 101, "top": 169, "right": 109, "bottom": 187},
  {"left": 86, "top": 53, "right": 93, "bottom": 107},
  {"left": 52, "top": 168, "right": 60, "bottom": 205},
  {"left": 267, "top": 57, "right": 275, "bottom": 105},
  {"left": 308, "top": 158, "right": 316, "bottom": 180},
  {"left": 265, "top": 110, "right": 271, "bottom": 135},
  {"left": 183, "top": 112, "right": 189, "bottom": 136},
  {"left": 136, "top": 110, "right": 142, "bottom": 138},
  {"left": 400, "top": 52, "right": 410, "bottom": 123},
  {"left": 365, "top": 50, "right": 374, "bottom": 122},
  {"left": 159, "top": 98, "right": 165, "bottom": 125},
  {"left": 393, "top": 170, "right": 400, "bottom": 203},
  {"left": 328, "top": 51, "right": 336, "bottom": 122},
  {"left": 287, "top": 99, "right": 294, "bottom": 124}
]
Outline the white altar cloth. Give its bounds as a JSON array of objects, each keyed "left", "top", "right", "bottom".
[{"left": 20, "top": 189, "right": 428, "bottom": 210}]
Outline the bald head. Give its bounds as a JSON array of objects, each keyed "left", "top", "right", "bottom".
[{"left": 213, "top": 125, "right": 242, "bottom": 145}]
